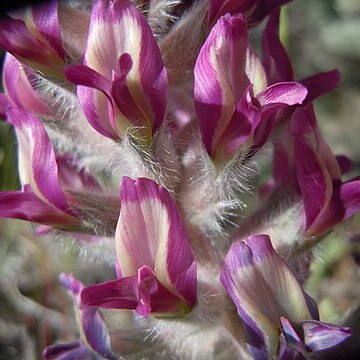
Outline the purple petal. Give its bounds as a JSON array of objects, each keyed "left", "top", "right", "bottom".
[
  {"left": 266, "top": 128, "right": 297, "bottom": 189},
  {"left": 81, "top": 275, "right": 139, "bottom": 310},
  {"left": 296, "top": 320, "right": 351, "bottom": 353},
  {"left": 65, "top": 65, "right": 112, "bottom": 95},
  {"left": 65, "top": 65, "right": 118, "bottom": 139},
  {"left": 56, "top": 155, "right": 100, "bottom": 191},
  {"left": 251, "top": 0, "right": 292, "bottom": 25},
  {"left": 0, "top": 190, "right": 79, "bottom": 226},
  {"left": 77, "top": 86, "right": 118, "bottom": 140},
  {"left": 280, "top": 317, "right": 306, "bottom": 356},
  {"left": 80, "top": 309, "right": 116, "bottom": 359},
  {"left": 3, "top": 54, "right": 52, "bottom": 115},
  {"left": 262, "top": 9, "right": 294, "bottom": 84},
  {"left": 194, "top": 13, "right": 249, "bottom": 154},
  {"left": 136, "top": 266, "right": 191, "bottom": 316},
  {"left": 250, "top": 82, "right": 307, "bottom": 157},
  {"left": 59, "top": 274, "right": 116, "bottom": 360},
  {"left": 291, "top": 105, "right": 341, "bottom": 180},
  {"left": 279, "top": 334, "right": 304, "bottom": 360},
  {"left": 256, "top": 82, "right": 308, "bottom": 117},
  {"left": 291, "top": 106, "right": 343, "bottom": 233},
  {"left": 294, "top": 136, "right": 332, "bottom": 231},
  {"left": 85, "top": 0, "right": 167, "bottom": 131},
  {"left": 0, "top": 15, "right": 64, "bottom": 75},
  {"left": 116, "top": 177, "right": 196, "bottom": 306},
  {"left": 303, "top": 292, "right": 320, "bottom": 321},
  {"left": 214, "top": 94, "right": 260, "bottom": 160},
  {"left": 208, "top": 0, "right": 259, "bottom": 26},
  {"left": 307, "top": 179, "right": 360, "bottom": 237},
  {"left": 209, "top": 0, "right": 292, "bottom": 27},
  {"left": 81, "top": 266, "right": 187, "bottom": 316},
  {"left": 250, "top": 114, "right": 278, "bottom": 155},
  {"left": 6, "top": 107, "right": 71, "bottom": 212},
  {"left": 220, "top": 234, "right": 315, "bottom": 358},
  {"left": 301, "top": 69, "right": 341, "bottom": 104},
  {"left": 111, "top": 54, "right": 151, "bottom": 138},
  {"left": 0, "top": 15, "right": 50, "bottom": 63},
  {"left": 42, "top": 341, "right": 91, "bottom": 360},
  {"left": 59, "top": 273, "right": 84, "bottom": 299},
  {"left": 111, "top": 75, "right": 144, "bottom": 129},
  {"left": 31, "top": 1, "right": 65, "bottom": 60},
  {"left": 66, "top": 55, "right": 154, "bottom": 141},
  {"left": 336, "top": 155, "right": 353, "bottom": 175}
]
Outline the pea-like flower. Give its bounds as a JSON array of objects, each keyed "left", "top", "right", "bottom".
[
  {"left": 81, "top": 177, "right": 197, "bottom": 317},
  {"left": 220, "top": 234, "right": 351, "bottom": 359}
]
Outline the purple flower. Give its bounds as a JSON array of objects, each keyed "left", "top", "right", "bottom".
[
  {"left": 43, "top": 273, "right": 116, "bottom": 360},
  {"left": 220, "top": 234, "right": 351, "bottom": 359}
]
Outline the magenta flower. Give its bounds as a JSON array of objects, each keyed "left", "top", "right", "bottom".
[
  {"left": 256, "top": 9, "right": 341, "bottom": 151},
  {"left": 81, "top": 177, "right": 197, "bottom": 317},
  {"left": 292, "top": 105, "right": 360, "bottom": 238},
  {"left": 194, "top": 12, "right": 307, "bottom": 162},
  {"left": 0, "top": 107, "right": 117, "bottom": 232},
  {"left": 0, "top": 2, "right": 65, "bottom": 78},
  {"left": 0, "top": 1, "right": 89, "bottom": 79},
  {"left": 65, "top": 0, "right": 167, "bottom": 144},
  {"left": 0, "top": 107, "right": 81, "bottom": 227}
]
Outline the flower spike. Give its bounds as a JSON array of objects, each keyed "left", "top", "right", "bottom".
[{"left": 0, "top": 1, "right": 357, "bottom": 358}]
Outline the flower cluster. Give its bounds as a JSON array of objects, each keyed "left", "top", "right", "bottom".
[{"left": 0, "top": 0, "right": 359, "bottom": 359}]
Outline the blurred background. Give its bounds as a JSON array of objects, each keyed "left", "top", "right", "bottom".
[{"left": 0, "top": 0, "right": 360, "bottom": 358}]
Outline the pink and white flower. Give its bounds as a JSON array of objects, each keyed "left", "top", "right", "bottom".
[{"left": 81, "top": 177, "right": 197, "bottom": 317}]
